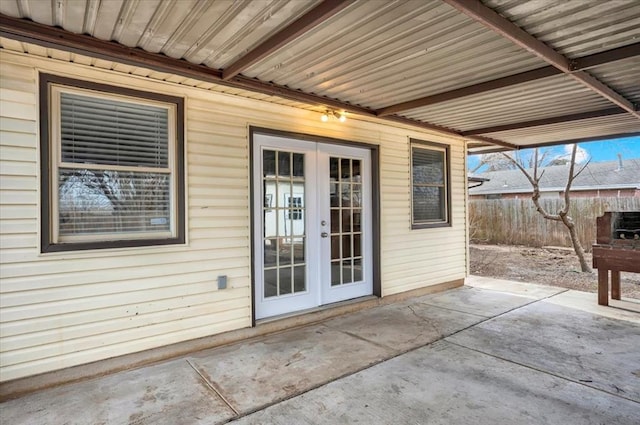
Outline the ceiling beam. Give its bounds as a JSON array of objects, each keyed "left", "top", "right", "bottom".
[
  {"left": 376, "top": 67, "right": 560, "bottom": 117},
  {"left": 0, "top": 14, "right": 514, "bottom": 150},
  {"left": 461, "top": 107, "right": 627, "bottom": 136},
  {"left": 376, "top": 42, "right": 640, "bottom": 117},
  {"left": 574, "top": 42, "right": 640, "bottom": 70},
  {"left": 443, "top": 0, "right": 640, "bottom": 119},
  {"left": 222, "top": 0, "right": 352, "bottom": 80},
  {"left": 512, "top": 131, "right": 640, "bottom": 150},
  {"left": 443, "top": 0, "right": 570, "bottom": 71}
]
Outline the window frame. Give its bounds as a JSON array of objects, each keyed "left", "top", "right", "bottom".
[
  {"left": 40, "top": 73, "right": 185, "bottom": 253},
  {"left": 410, "top": 139, "right": 451, "bottom": 229}
]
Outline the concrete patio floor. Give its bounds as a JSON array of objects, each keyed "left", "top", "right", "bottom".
[{"left": 2, "top": 276, "right": 639, "bottom": 424}]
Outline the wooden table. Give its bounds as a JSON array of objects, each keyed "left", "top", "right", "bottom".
[{"left": 592, "top": 245, "right": 640, "bottom": 306}]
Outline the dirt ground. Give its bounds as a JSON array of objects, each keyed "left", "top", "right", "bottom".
[{"left": 470, "top": 244, "right": 640, "bottom": 300}]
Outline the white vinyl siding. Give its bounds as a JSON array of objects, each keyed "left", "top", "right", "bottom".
[{"left": 0, "top": 47, "right": 467, "bottom": 382}]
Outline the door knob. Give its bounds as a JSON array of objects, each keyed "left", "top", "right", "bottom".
[
  {"left": 321, "top": 220, "right": 327, "bottom": 226},
  {"left": 321, "top": 232, "right": 329, "bottom": 238}
]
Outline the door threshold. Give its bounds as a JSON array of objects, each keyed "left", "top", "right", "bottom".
[{"left": 256, "top": 295, "right": 379, "bottom": 327}]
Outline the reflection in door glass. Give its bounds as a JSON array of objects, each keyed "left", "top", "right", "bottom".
[
  {"left": 330, "top": 156, "right": 363, "bottom": 286},
  {"left": 263, "top": 149, "right": 306, "bottom": 297}
]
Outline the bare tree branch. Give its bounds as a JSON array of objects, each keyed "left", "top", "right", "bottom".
[
  {"left": 501, "top": 151, "right": 560, "bottom": 221},
  {"left": 503, "top": 145, "right": 591, "bottom": 272}
]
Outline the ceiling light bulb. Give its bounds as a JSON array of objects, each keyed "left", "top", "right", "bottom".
[
  {"left": 321, "top": 112, "right": 329, "bottom": 122},
  {"left": 339, "top": 113, "right": 346, "bottom": 122}
]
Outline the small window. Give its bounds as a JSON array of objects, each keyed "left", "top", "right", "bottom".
[
  {"left": 40, "top": 74, "right": 185, "bottom": 252},
  {"left": 410, "top": 140, "right": 450, "bottom": 228},
  {"left": 286, "top": 195, "right": 303, "bottom": 220}
]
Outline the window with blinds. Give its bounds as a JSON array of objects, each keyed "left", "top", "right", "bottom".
[
  {"left": 410, "top": 141, "right": 450, "bottom": 228},
  {"left": 41, "top": 74, "right": 184, "bottom": 252}
]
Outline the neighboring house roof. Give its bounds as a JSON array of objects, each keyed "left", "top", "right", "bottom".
[{"left": 469, "top": 159, "right": 640, "bottom": 195}]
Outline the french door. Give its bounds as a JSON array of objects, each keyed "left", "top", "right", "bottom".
[{"left": 253, "top": 133, "right": 373, "bottom": 319}]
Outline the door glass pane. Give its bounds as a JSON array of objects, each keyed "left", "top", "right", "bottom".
[
  {"left": 353, "top": 209, "right": 361, "bottom": 232},
  {"left": 293, "top": 153, "right": 304, "bottom": 177},
  {"left": 263, "top": 149, "right": 306, "bottom": 298},
  {"left": 329, "top": 156, "right": 364, "bottom": 287},
  {"left": 354, "top": 234, "right": 361, "bottom": 257},
  {"left": 278, "top": 151, "right": 290, "bottom": 177},
  {"left": 351, "top": 184, "right": 361, "bottom": 207},
  {"left": 342, "top": 259, "right": 353, "bottom": 284},
  {"left": 352, "top": 160, "right": 361, "bottom": 181},
  {"left": 341, "top": 158, "right": 350, "bottom": 179},
  {"left": 293, "top": 266, "right": 305, "bottom": 292},
  {"left": 279, "top": 241, "right": 292, "bottom": 266},
  {"left": 294, "top": 237, "right": 305, "bottom": 264},
  {"left": 264, "top": 238, "right": 277, "bottom": 268},
  {"left": 264, "top": 269, "right": 277, "bottom": 298},
  {"left": 342, "top": 235, "right": 352, "bottom": 257},
  {"left": 331, "top": 235, "right": 340, "bottom": 260},
  {"left": 330, "top": 157, "right": 339, "bottom": 180},
  {"left": 331, "top": 260, "right": 341, "bottom": 286},
  {"left": 263, "top": 150, "right": 276, "bottom": 177},
  {"left": 354, "top": 258, "right": 363, "bottom": 282},
  {"left": 279, "top": 267, "right": 292, "bottom": 295}
]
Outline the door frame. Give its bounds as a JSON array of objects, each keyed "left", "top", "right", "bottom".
[{"left": 249, "top": 127, "right": 381, "bottom": 325}]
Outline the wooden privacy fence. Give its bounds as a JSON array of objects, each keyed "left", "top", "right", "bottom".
[{"left": 469, "top": 197, "right": 640, "bottom": 252}]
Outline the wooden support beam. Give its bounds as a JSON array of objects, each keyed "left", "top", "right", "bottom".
[
  {"left": 443, "top": 0, "right": 640, "bottom": 119},
  {"left": 222, "top": 0, "right": 352, "bottom": 80},
  {"left": 461, "top": 108, "right": 627, "bottom": 136}
]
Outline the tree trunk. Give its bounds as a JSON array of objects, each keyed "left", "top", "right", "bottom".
[{"left": 561, "top": 214, "right": 592, "bottom": 273}]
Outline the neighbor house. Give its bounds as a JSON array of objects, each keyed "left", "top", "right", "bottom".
[
  {"left": 1, "top": 0, "right": 639, "bottom": 395},
  {"left": 469, "top": 159, "right": 640, "bottom": 199}
]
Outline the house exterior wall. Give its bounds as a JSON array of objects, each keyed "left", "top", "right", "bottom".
[{"left": 0, "top": 49, "right": 467, "bottom": 382}]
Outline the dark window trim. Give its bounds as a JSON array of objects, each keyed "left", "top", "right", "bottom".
[
  {"left": 39, "top": 73, "right": 185, "bottom": 253},
  {"left": 249, "top": 126, "right": 381, "bottom": 326},
  {"left": 410, "top": 139, "right": 452, "bottom": 229}
]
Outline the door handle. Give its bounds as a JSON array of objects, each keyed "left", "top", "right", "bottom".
[{"left": 321, "top": 232, "right": 329, "bottom": 238}]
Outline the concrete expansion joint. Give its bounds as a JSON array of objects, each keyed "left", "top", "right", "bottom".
[
  {"left": 186, "top": 359, "right": 240, "bottom": 416},
  {"left": 445, "top": 339, "right": 640, "bottom": 405}
]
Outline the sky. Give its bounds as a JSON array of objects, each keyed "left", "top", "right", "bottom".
[{"left": 468, "top": 136, "right": 640, "bottom": 172}]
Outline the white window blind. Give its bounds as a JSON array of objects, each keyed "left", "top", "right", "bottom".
[
  {"left": 55, "top": 89, "right": 174, "bottom": 241},
  {"left": 60, "top": 92, "right": 169, "bottom": 167}
]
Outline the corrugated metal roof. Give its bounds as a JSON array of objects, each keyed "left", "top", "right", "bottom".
[
  {"left": 484, "top": 0, "right": 640, "bottom": 57},
  {"left": 589, "top": 56, "right": 640, "bottom": 103},
  {"left": 402, "top": 75, "right": 613, "bottom": 130},
  {"left": 0, "top": 0, "right": 638, "bottom": 151},
  {"left": 245, "top": 0, "right": 547, "bottom": 108}
]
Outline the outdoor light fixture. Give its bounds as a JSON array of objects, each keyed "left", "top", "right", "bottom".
[{"left": 321, "top": 109, "right": 346, "bottom": 122}]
